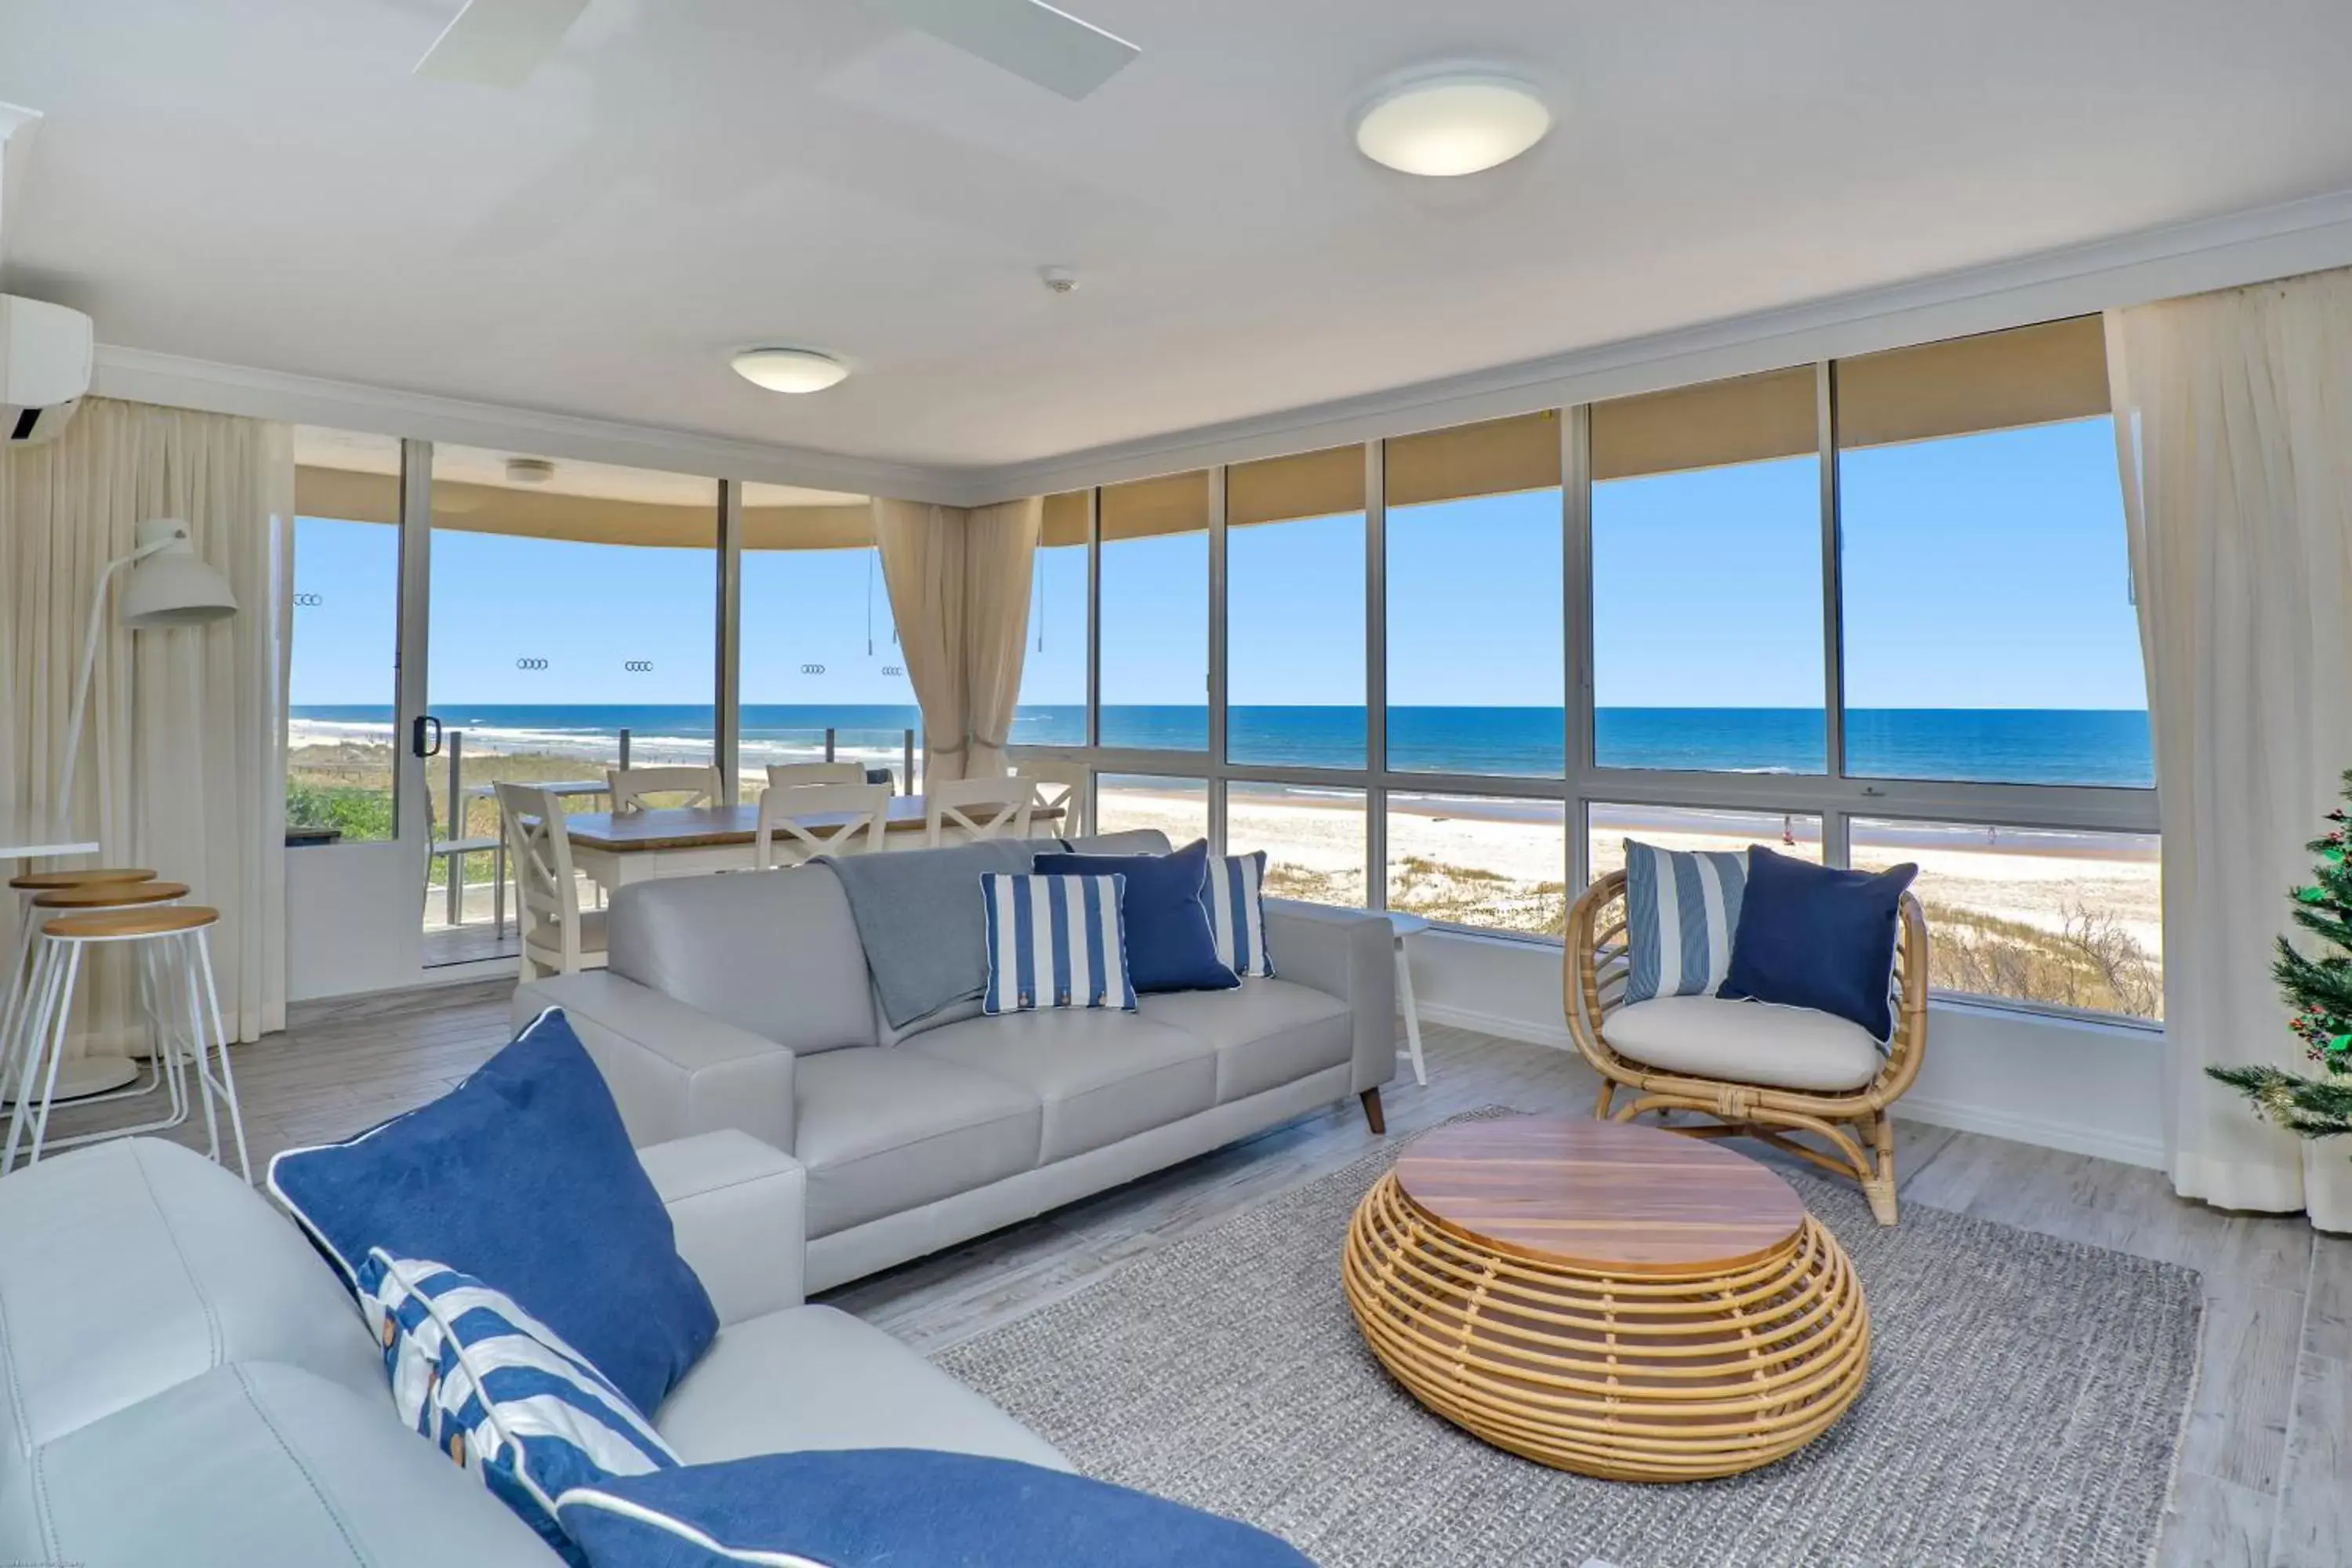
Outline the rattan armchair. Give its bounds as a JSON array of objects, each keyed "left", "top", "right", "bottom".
[{"left": 1563, "top": 869, "right": 1929, "bottom": 1225}]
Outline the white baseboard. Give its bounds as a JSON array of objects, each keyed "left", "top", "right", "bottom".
[{"left": 1410, "top": 1000, "right": 2169, "bottom": 1172}]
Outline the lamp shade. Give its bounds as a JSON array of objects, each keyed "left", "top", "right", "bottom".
[{"left": 120, "top": 518, "right": 237, "bottom": 629}]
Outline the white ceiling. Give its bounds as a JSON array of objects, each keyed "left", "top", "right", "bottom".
[{"left": 5, "top": 0, "right": 2351, "bottom": 475}]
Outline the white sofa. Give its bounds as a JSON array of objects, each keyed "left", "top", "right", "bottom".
[{"left": 0, "top": 1134, "right": 1065, "bottom": 1564}]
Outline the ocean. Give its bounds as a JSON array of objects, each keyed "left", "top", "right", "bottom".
[{"left": 289, "top": 703, "right": 2154, "bottom": 789}]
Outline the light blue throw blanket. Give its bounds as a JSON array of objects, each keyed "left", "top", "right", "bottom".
[{"left": 817, "top": 840, "right": 1045, "bottom": 1030}]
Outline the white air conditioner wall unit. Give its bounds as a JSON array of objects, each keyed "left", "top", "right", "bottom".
[{"left": 0, "top": 295, "right": 93, "bottom": 445}]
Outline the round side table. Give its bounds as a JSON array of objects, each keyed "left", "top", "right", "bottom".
[{"left": 1343, "top": 1115, "right": 1869, "bottom": 1482}]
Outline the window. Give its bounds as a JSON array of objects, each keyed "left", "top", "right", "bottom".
[
  {"left": 288, "top": 428, "right": 405, "bottom": 842},
  {"left": 1228, "top": 447, "right": 1365, "bottom": 768},
  {"left": 739, "top": 485, "right": 919, "bottom": 790},
  {"left": 1013, "top": 492, "right": 1091, "bottom": 750},
  {"left": 1837, "top": 319, "right": 2151, "bottom": 786},
  {"left": 1099, "top": 471, "right": 1209, "bottom": 751},
  {"left": 1385, "top": 414, "right": 1563, "bottom": 777},
  {"left": 1850, "top": 818, "right": 2161, "bottom": 1019},
  {"left": 1095, "top": 775, "right": 1209, "bottom": 844},
  {"left": 1226, "top": 783, "right": 1366, "bottom": 906},
  {"left": 1587, "top": 805, "right": 1823, "bottom": 883},
  {"left": 1385, "top": 792, "right": 1566, "bottom": 936},
  {"left": 1591, "top": 368, "right": 1825, "bottom": 772}
]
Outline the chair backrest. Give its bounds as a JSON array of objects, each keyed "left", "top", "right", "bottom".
[
  {"left": 764, "top": 761, "right": 866, "bottom": 789},
  {"left": 756, "top": 782, "right": 892, "bottom": 869},
  {"left": 924, "top": 776, "right": 1037, "bottom": 847},
  {"left": 495, "top": 782, "right": 585, "bottom": 972},
  {"left": 1012, "top": 761, "right": 1091, "bottom": 840},
  {"left": 608, "top": 765, "right": 723, "bottom": 813}
]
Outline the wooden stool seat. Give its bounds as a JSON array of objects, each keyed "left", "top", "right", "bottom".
[
  {"left": 8, "top": 868, "right": 156, "bottom": 891},
  {"left": 41, "top": 906, "right": 220, "bottom": 941},
  {"left": 31, "top": 881, "right": 188, "bottom": 909}
]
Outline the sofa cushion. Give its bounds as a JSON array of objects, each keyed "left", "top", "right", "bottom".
[
  {"left": 1138, "top": 981, "right": 1353, "bottom": 1104},
  {"left": 268, "top": 1008, "right": 719, "bottom": 1419},
  {"left": 652, "top": 1305, "right": 1069, "bottom": 1472},
  {"left": 1602, "top": 994, "right": 1886, "bottom": 1093},
  {"left": 0, "top": 1138, "right": 382, "bottom": 1454},
  {"left": 793, "top": 1048, "right": 1043, "bottom": 1236},
  {"left": 981, "top": 871, "right": 1138, "bottom": 1014},
  {"left": 909, "top": 1010, "right": 1216, "bottom": 1164},
  {"left": 1032, "top": 839, "right": 1240, "bottom": 995},
  {"left": 1721, "top": 845, "right": 1915, "bottom": 1041},
  {"left": 0, "top": 1362, "right": 551, "bottom": 1567},
  {"left": 557, "top": 1449, "right": 1312, "bottom": 1568},
  {"left": 608, "top": 865, "right": 877, "bottom": 1054}
]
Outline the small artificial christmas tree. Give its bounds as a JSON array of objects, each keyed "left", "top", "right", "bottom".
[{"left": 2208, "top": 771, "right": 2352, "bottom": 1142}]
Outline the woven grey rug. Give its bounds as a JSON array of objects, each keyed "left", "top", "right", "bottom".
[{"left": 933, "top": 1111, "right": 2203, "bottom": 1568}]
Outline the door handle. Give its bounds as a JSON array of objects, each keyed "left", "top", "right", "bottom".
[{"left": 412, "top": 715, "right": 444, "bottom": 758}]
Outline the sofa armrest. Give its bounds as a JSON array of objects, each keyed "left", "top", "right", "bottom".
[
  {"left": 515, "top": 973, "right": 797, "bottom": 1154},
  {"left": 638, "top": 1131, "right": 805, "bottom": 1326},
  {"left": 1262, "top": 899, "right": 1396, "bottom": 1094}
]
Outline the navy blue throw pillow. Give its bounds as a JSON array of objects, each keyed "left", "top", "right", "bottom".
[
  {"left": 1721, "top": 846, "right": 1918, "bottom": 1041},
  {"left": 557, "top": 1448, "right": 1316, "bottom": 1568},
  {"left": 1032, "top": 837, "right": 1240, "bottom": 994},
  {"left": 267, "top": 1008, "right": 717, "bottom": 1417}
]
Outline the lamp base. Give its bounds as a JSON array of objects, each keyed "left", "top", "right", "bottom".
[{"left": 2, "top": 1054, "right": 140, "bottom": 1106}]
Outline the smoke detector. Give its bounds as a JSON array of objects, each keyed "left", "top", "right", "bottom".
[
  {"left": 506, "top": 456, "right": 555, "bottom": 485},
  {"left": 1040, "top": 266, "right": 1080, "bottom": 295}
]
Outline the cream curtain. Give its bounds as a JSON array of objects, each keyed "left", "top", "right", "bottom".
[
  {"left": 2106, "top": 270, "right": 2352, "bottom": 1231},
  {"left": 869, "top": 495, "right": 1043, "bottom": 784},
  {"left": 0, "top": 397, "right": 292, "bottom": 1051}
]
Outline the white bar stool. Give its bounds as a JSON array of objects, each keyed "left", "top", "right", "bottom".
[
  {"left": 0, "top": 880, "right": 189, "bottom": 1115},
  {"left": 2, "top": 868, "right": 157, "bottom": 1101},
  {"left": 5, "top": 903, "right": 249, "bottom": 1182}
]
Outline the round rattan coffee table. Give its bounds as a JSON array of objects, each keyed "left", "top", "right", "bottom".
[{"left": 1342, "top": 1115, "right": 1868, "bottom": 1482}]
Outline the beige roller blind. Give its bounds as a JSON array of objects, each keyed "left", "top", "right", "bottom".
[
  {"left": 1386, "top": 411, "right": 1561, "bottom": 508},
  {"left": 294, "top": 464, "right": 398, "bottom": 525},
  {"left": 1100, "top": 469, "right": 1210, "bottom": 543},
  {"left": 295, "top": 466, "right": 871, "bottom": 550},
  {"left": 1230, "top": 444, "right": 1365, "bottom": 528},
  {"left": 1041, "top": 490, "right": 1089, "bottom": 547},
  {"left": 1591, "top": 366, "right": 1817, "bottom": 482},
  {"left": 1835, "top": 315, "right": 2109, "bottom": 449}
]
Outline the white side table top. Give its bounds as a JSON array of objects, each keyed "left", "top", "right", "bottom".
[
  {"left": 1382, "top": 911, "right": 1432, "bottom": 940},
  {"left": 1, "top": 840, "right": 101, "bottom": 862}
]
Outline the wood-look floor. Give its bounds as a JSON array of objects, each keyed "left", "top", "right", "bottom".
[{"left": 38, "top": 978, "right": 2349, "bottom": 1568}]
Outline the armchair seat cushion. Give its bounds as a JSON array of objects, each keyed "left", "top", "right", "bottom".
[{"left": 1602, "top": 994, "right": 1885, "bottom": 1094}]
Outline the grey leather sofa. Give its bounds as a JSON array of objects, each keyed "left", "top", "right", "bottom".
[
  {"left": 517, "top": 832, "right": 1398, "bottom": 1294},
  {"left": 0, "top": 1134, "right": 1064, "bottom": 1564}
]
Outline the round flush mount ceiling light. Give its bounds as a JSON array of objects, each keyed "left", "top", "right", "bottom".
[
  {"left": 731, "top": 347, "right": 851, "bottom": 394},
  {"left": 1354, "top": 74, "right": 1552, "bottom": 176}
]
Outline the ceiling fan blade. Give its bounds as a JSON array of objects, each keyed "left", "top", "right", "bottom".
[
  {"left": 872, "top": 0, "right": 1138, "bottom": 100},
  {"left": 415, "top": 0, "right": 591, "bottom": 87}
]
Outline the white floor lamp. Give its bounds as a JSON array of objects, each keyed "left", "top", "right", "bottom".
[{"left": 38, "top": 517, "right": 238, "bottom": 1098}]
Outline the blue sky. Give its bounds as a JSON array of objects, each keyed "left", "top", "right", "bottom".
[{"left": 292, "top": 416, "right": 2144, "bottom": 713}]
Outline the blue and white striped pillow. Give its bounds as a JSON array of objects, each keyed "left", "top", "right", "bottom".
[
  {"left": 358, "top": 1248, "right": 679, "bottom": 1558},
  {"left": 981, "top": 872, "right": 1137, "bottom": 1014},
  {"left": 1621, "top": 840, "right": 1748, "bottom": 1006},
  {"left": 1203, "top": 851, "right": 1276, "bottom": 979}
]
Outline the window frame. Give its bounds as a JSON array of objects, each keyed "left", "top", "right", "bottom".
[{"left": 1007, "top": 329, "right": 2160, "bottom": 1025}]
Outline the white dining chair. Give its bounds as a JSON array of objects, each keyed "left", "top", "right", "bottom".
[
  {"left": 756, "top": 782, "right": 893, "bottom": 869},
  {"left": 764, "top": 761, "right": 867, "bottom": 789},
  {"left": 497, "top": 782, "right": 607, "bottom": 980},
  {"left": 924, "top": 776, "right": 1037, "bottom": 847},
  {"left": 608, "top": 764, "right": 723, "bottom": 812},
  {"left": 1013, "top": 761, "right": 1091, "bottom": 840}
]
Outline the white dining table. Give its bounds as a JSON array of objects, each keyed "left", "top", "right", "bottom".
[{"left": 553, "top": 797, "right": 1066, "bottom": 896}]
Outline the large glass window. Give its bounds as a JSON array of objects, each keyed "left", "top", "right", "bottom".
[
  {"left": 1851, "top": 818, "right": 2161, "bottom": 1018},
  {"left": 1587, "top": 804, "right": 1823, "bottom": 883},
  {"left": 1226, "top": 783, "right": 1366, "bottom": 906},
  {"left": 288, "top": 428, "right": 404, "bottom": 842},
  {"left": 1099, "top": 471, "right": 1209, "bottom": 751},
  {"left": 1592, "top": 368, "right": 1825, "bottom": 772},
  {"left": 739, "top": 485, "right": 919, "bottom": 792},
  {"left": 1228, "top": 447, "right": 1365, "bottom": 768},
  {"left": 1385, "top": 414, "right": 1564, "bottom": 777},
  {"left": 1837, "top": 319, "right": 2151, "bottom": 786},
  {"left": 1013, "top": 492, "right": 1090, "bottom": 750},
  {"left": 1385, "top": 792, "right": 1566, "bottom": 936},
  {"left": 1095, "top": 775, "right": 1209, "bottom": 844}
]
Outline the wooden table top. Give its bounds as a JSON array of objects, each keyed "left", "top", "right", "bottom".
[
  {"left": 557, "top": 797, "right": 1065, "bottom": 852},
  {"left": 1394, "top": 1115, "right": 1805, "bottom": 1274}
]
